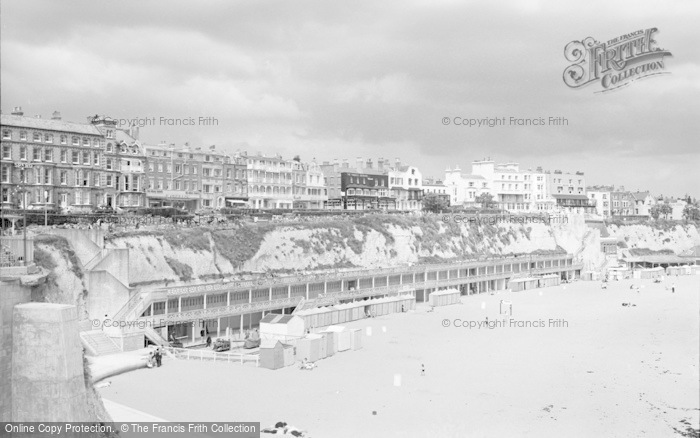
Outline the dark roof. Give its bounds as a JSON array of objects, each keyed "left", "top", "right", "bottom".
[
  {"left": 1, "top": 114, "right": 102, "bottom": 136},
  {"left": 624, "top": 255, "right": 692, "bottom": 264}
]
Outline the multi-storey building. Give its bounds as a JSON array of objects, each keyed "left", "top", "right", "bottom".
[
  {"left": 611, "top": 188, "right": 635, "bottom": 216},
  {"left": 321, "top": 158, "right": 397, "bottom": 210},
  {"left": 292, "top": 160, "right": 327, "bottom": 209},
  {"left": 545, "top": 169, "right": 594, "bottom": 213},
  {"left": 587, "top": 185, "right": 613, "bottom": 217},
  {"left": 444, "top": 165, "right": 489, "bottom": 207},
  {"left": 631, "top": 191, "right": 654, "bottom": 217},
  {"left": 387, "top": 158, "right": 423, "bottom": 210},
  {"left": 144, "top": 144, "right": 247, "bottom": 211},
  {"left": 100, "top": 120, "right": 146, "bottom": 209},
  {"left": 523, "top": 167, "right": 553, "bottom": 211},
  {"left": 244, "top": 152, "right": 295, "bottom": 209},
  {"left": 422, "top": 177, "right": 450, "bottom": 207},
  {"left": 1, "top": 109, "right": 121, "bottom": 212}
]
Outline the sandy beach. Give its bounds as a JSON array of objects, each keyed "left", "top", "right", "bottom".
[{"left": 100, "top": 276, "right": 700, "bottom": 438}]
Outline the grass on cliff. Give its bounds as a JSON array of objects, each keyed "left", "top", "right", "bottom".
[
  {"left": 34, "top": 234, "right": 84, "bottom": 279},
  {"left": 165, "top": 256, "right": 194, "bottom": 281}
]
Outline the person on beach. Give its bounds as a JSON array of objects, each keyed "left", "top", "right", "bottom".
[
  {"left": 672, "top": 283, "right": 675, "bottom": 293},
  {"left": 206, "top": 336, "right": 212, "bottom": 348},
  {"left": 155, "top": 348, "right": 162, "bottom": 367},
  {"left": 147, "top": 351, "right": 155, "bottom": 368},
  {"left": 421, "top": 364, "right": 425, "bottom": 376}
]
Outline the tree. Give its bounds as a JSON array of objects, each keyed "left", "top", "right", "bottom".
[
  {"left": 650, "top": 205, "right": 661, "bottom": 220},
  {"left": 422, "top": 194, "right": 449, "bottom": 213},
  {"left": 683, "top": 202, "right": 700, "bottom": 221},
  {"left": 475, "top": 192, "right": 496, "bottom": 209}
]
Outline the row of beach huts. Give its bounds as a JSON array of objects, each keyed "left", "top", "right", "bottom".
[{"left": 257, "top": 294, "right": 416, "bottom": 370}]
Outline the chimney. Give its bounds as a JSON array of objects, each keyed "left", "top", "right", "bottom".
[
  {"left": 51, "top": 111, "right": 61, "bottom": 120},
  {"left": 11, "top": 107, "right": 24, "bottom": 116},
  {"left": 356, "top": 157, "right": 363, "bottom": 170},
  {"left": 378, "top": 158, "right": 384, "bottom": 170},
  {"left": 395, "top": 157, "right": 401, "bottom": 168},
  {"left": 342, "top": 158, "right": 349, "bottom": 168},
  {"left": 130, "top": 126, "right": 140, "bottom": 140},
  {"left": 366, "top": 158, "right": 373, "bottom": 169}
]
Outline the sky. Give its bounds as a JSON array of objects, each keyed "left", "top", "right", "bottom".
[{"left": 1, "top": 0, "right": 698, "bottom": 197}]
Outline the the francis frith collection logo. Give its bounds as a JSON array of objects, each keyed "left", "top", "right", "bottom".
[{"left": 563, "top": 28, "right": 672, "bottom": 93}]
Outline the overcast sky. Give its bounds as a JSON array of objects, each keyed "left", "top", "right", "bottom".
[{"left": 2, "top": 0, "right": 698, "bottom": 197}]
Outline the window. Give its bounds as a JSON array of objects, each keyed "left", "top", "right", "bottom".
[
  {"left": 175, "top": 164, "right": 181, "bottom": 174},
  {"left": 33, "top": 147, "right": 41, "bottom": 161},
  {"left": 72, "top": 136, "right": 79, "bottom": 145},
  {"left": 203, "top": 168, "right": 211, "bottom": 177},
  {"left": 82, "top": 171, "right": 90, "bottom": 186},
  {"left": 94, "top": 172, "right": 100, "bottom": 187},
  {"left": 226, "top": 169, "right": 231, "bottom": 179},
  {"left": 1, "top": 165, "right": 9, "bottom": 183},
  {"left": 45, "top": 134, "right": 53, "bottom": 143},
  {"left": 94, "top": 153, "right": 99, "bottom": 166},
  {"left": 2, "top": 130, "right": 11, "bottom": 139},
  {"left": 83, "top": 152, "right": 90, "bottom": 165},
  {"left": 33, "top": 132, "right": 41, "bottom": 142},
  {"left": 192, "top": 182, "right": 197, "bottom": 191},
  {"left": 82, "top": 138, "right": 89, "bottom": 146},
  {"left": 106, "top": 130, "right": 114, "bottom": 139},
  {"left": 214, "top": 169, "right": 221, "bottom": 177},
  {"left": 106, "top": 175, "right": 112, "bottom": 187},
  {"left": 2, "top": 145, "right": 10, "bottom": 159},
  {"left": 192, "top": 166, "right": 197, "bottom": 175},
  {"left": 214, "top": 185, "right": 221, "bottom": 193},
  {"left": 44, "top": 148, "right": 52, "bottom": 162},
  {"left": 60, "top": 171, "right": 67, "bottom": 185},
  {"left": 158, "top": 163, "right": 163, "bottom": 173},
  {"left": 44, "top": 168, "right": 52, "bottom": 185},
  {"left": 157, "top": 180, "right": 163, "bottom": 190},
  {"left": 94, "top": 139, "right": 100, "bottom": 148},
  {"left": 72, "top": 151, "right": 79, "bottom": 164},
  {"left": 174, "top": 180, "right": 181, "bottom": 190},
  {"left": 20, "top": 131, "right": 27, "bottom": 141},
  {"left": 60, "top": 135, "right": 67, "bottom": 144},
  {"left": 166, "top": 164, "right": 171, "bottom": 173},
  {"left": 106, "top": 143, "right": 113, "bottom": 153}
]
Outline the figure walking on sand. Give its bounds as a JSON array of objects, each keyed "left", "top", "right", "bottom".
[{"left": 421, "top": 364, "right": 425, "bottom": 376}]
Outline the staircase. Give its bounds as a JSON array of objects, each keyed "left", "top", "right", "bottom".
[
  {"left": 294, "top": 294, "right": 340, "bottom": 313},
  {"left": 80, "top": 330, "right": 121, "bottom": 356}
]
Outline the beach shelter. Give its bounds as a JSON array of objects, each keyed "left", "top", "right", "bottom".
[
  {"left": 325, "top": 325, "right": 351, "bottom": 352},
  {"left": 282, "top": 343, "right": 295, "bottom": 367},
  {"left": 259, "top": 339, "right": 286, "bottom": 370},
  {"left": 428, "top": 288, "right": 461, "bottom": 307},
  {"left": 539, "top": 274, "right": 561, "bottom": 287},
  {"left": 260, "top": 314, "right": 305, "bottom": 342},
  {"left": 321, "top": 331, "right": 335, "bottom": 357},
  {"left": 350, "top": 328, "right": 362, "bottom": 350},
  {"left": 297, "top": 334, "right": 323, "bottom": 362},
  {"left": 509, "top": 277, "right": 539, "bottom": 292}
]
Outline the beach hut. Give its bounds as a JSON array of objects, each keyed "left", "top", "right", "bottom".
[
  {"left": 259, "top": 339, "right": 289, "bottom": 370},
  {"left": 320, "top": 331, "right": 335, "bottom": 357},
  {"left": 429, "top": 288, "right": 461, "bottom": 307},
  {"left": 509, "top": 277, "right": 539, "bottom": 292},
  {"left": 350, "top": 328, "right": 362, "bottom": 350},
  {"left": 539, "top": 274, "right": 561, "bottom": 288},
  {"left": 639, "top": 267, "right": 664, "bottom": 279},
  {"left": 325, "top": 325, "right": 351, "bottom": 352},
  {"left": 296, "top": 334, "right": 323, "bottom": 362},
  {"left": 259, "top": 314, "right": 305, "bottom": 343}
]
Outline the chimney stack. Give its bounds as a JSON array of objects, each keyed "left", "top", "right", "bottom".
[
  {"left": 356, "top": 157, "right": 363, "bottom": 170},
  {"left": 51, "top": 111, "right": 61, "bottom": 120},
  {"left": 366, "top": 158, "right": 373, "bottom": 169},
  {"left": 11, "top": 107, "right": 24, "bottom": 116}
]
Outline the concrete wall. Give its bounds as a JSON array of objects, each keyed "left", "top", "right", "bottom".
[
  {"left": 12, "top": 303, "right": 90, "bottom": 422},
  {"left": 0, "top": 280, "right": 32, "bottom": 421},
  {"left": 44, "top": 228, "right": 104, "bottom": 266},
  {"left": 93, "top": 248, "right": 130, "bottom": 286},
  {"left": 86, "top": 270, "right": 132, "bottom": 321}
]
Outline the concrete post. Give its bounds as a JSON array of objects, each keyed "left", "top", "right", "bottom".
[
  {"left": 0, "top": 281, "right": 32, "bottom": 421},
  {"left": 12, "top": 303, "right": 90, "bottom": 422}
]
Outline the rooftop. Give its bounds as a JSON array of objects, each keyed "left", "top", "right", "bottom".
[{"left": 1, "top": 114, "right": 102, "bottom": 136}]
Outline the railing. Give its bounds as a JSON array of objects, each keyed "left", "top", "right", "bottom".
[
  {"left": 169, "top": 347, "right": 259, "bottom": 366},
  {"left": 126, "top": 259, "right": 582, "bottom": 324},
  {"left": 0, "top": 236, "right": 34, "bottom": 266},
  {"left": 160, "top": 253, "right": 573, "bottom": 298}
]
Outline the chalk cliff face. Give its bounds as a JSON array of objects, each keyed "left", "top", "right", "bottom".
[
  {"left": 99, "top": 214, "right": 595, "bottom": 287},
  {"left": 606, "top": 223, "right": 700, "bottom": 253},
  {"left": 35, "top": 216, "right": 700, "bottom": 293}
]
